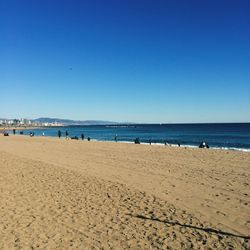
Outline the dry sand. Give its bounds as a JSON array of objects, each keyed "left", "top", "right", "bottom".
[{"left": 0, "top": 135, "right": 249, "bottom": 249}]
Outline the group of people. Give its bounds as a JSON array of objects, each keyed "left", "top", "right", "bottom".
[
  {"left": 199, "top": 141, "right": 209, "bottom": 148},
  {"left": 134, "top": 137, "right": 209, "bottom": 148},
  {"left": 8, "top": 129, "right": 210, "bottom": 148},
  {"left": 57, "top": 130, "right": 90, "bottom": 141},
  {"left": 134, "top": 138, "right": 182, "bottom": 147}
]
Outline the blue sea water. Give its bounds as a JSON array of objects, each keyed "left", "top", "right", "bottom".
[{"left": 13, "top": 123, "right": 250, "bottom": 152}]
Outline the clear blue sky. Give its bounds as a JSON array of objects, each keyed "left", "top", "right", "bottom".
[{"left": 0, "top": 0, "right": 249, "bottom": 123}]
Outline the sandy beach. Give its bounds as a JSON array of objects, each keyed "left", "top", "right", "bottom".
[{"left": 0, "top": 135, "right": 249, "bottom": 249}]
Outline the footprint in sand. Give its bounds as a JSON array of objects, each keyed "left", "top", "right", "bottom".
[{"left": 216, "top": 211, "right": 226, "bottom": 216}]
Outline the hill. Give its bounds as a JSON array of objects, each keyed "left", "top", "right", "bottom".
[{"left": 33, "top": 117, "right": 119, "bottom": 125}]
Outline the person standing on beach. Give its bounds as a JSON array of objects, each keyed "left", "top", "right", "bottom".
[
  {"left": 81, "top": 133, "right": 84, "bottom": 140},
  {"left": 135, "top": 137, "right": 140, "bottom": 144},
  {"left": 65, "top": 131, "right": 69, "bottom": 139},
  {"left": 114, "top": 134, "right": 117, "bottom": 142},
  {"left": 58, "top": 130, "right": 61, "bottom": 138},
  {"left": 13, "top": 129, "right": 16, "bottom": 135}
]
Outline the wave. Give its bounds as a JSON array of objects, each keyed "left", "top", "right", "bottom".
[{"left": 93, "top": 139, "right": 250, "bottom": 152}]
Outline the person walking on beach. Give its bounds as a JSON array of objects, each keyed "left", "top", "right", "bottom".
[
  {"left": 58, "top": 130, "right": 61, "bottom": 138},
  {"left": 81, "top": 133, "right": 84, "bottom": 140},
  {"left": 65, "top": 131, "right": 69, "bottom": 139}
]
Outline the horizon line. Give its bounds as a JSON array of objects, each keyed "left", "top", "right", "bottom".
[{"left": 1, "top": 117, "right": 250, "bottom": 125}]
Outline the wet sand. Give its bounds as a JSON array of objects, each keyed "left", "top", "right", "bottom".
[{"left": 0, "top": 135, "right": 249, "bottom": 249}]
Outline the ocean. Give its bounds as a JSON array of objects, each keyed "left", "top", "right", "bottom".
[{"left": 12, "top": 123, "right": 250, "bottom": 152}]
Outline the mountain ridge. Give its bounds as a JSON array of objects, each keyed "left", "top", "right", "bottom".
[{"left": 33, "top": 117, "right": 121, "bottom": 125}]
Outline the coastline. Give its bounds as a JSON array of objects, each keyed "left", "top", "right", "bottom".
[
  {"left": 5, "top": 131, "right": 250, "bottom": 153},
  {"left": 0, "top": 134, "right": 249, "bottom": 249},
  {"left": 2, "top": 122, "right": 250, "bottom": 153},
  {"left": 2, "top": 123, "right": 250, "bottom": 153},
  {"left": 0, "top": 126, "right": 47, "bottom": 131}
]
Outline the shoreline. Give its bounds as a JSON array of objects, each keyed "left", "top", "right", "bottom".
[
  {"left": 1, "top": 123, "right": 250, "bottom": 153},
  {"left": 0, "top": 126, "right": 46, "bottom": 131},
  {"left": 5, "top": 132, "right": 250, "bottom": 153}
]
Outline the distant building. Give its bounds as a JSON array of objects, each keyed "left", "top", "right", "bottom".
[{"left": 20, "top": 118, "right": 31, "bottom": 125}]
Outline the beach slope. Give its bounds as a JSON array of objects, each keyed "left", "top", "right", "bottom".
[{"left": 0, "top": 136, "right": 249, "bottom": 249}]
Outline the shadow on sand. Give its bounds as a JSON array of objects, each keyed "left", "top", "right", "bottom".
[{"left": 127, "top": 214, "right": 250, "bottom": 240}]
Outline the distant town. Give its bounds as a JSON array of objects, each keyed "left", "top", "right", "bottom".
[
  {"left": 0, "top": 117, "right": 121, "bottom": 128},
  {"left": 0, "top": 118, "right": 63, "bottom": 127}
]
